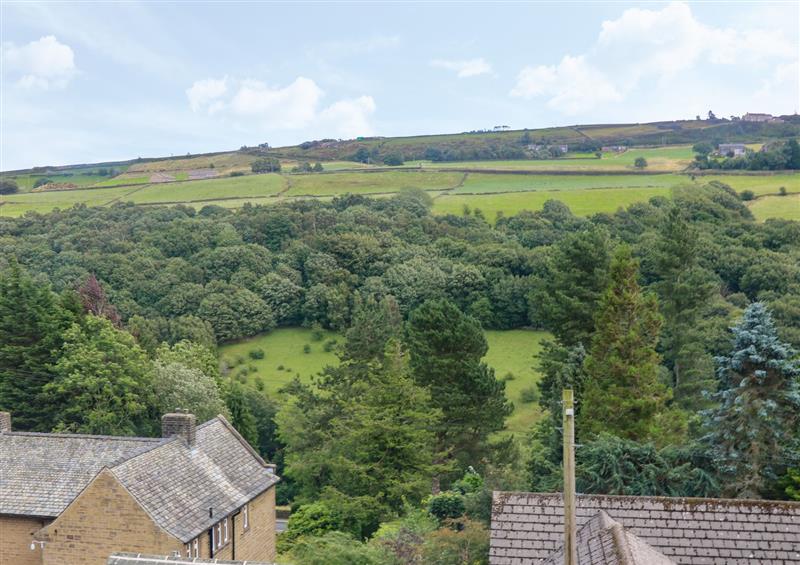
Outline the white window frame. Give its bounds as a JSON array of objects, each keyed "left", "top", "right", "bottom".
[
  {"left": 193, "top": 538, "right": 199, "bottom": 558},
  {"left": 216, "top": 522, "right": 223, "bottom": 548},
  {"left": 223, "top": 517, "right": 229, "bottom": 543},
  {"left": 243, "top": 504, "right": 249, "bottom": 531},
  {"left": 185, "top": 543, "right": 191, "bottom": 558}
]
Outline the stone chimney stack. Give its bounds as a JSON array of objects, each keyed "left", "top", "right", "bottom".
[
  {"left": 161, "top": 412, "right": 196, "bottom": 446},
  {"left": 0, "top": 412, "right": 11, "bottom": 433}
]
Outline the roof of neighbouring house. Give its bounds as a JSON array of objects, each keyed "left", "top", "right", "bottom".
[
  {"left": 490, "top": 491, "right": 800, "bottom": 565},
  {"left": 0, "top": 416, "right": 279, "bottom": 542},
  {"left": 540, "top": 510, "right": 675, "bottom": 565},
  {"left": 108, "top": 553, "right": 276, "bottom": 565}
]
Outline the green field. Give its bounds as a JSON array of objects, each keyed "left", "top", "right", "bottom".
[
  {"left": 127, "top": 173, "right": 285, "bottom": 204},
  {"left": 219, "top": 327, "right": 549, "bottom": 435},
  {"left": 433, "top": 186, "right": 673, "bottom": 218},
  {"left": 749, "top": 194, "right": 800, "bottom": 221},
  {"left": 455, "top": 173, "right": 684, "bottom": 194},
  {"left": 286, "top": 170, "right": 465, "bottom": 196},
  {"left": 698, "top": 173, "right": 799, "bottom": 196}
]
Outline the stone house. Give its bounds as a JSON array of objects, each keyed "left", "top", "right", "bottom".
[
  {"left": 742, "top": 113, "right": 782, "bottom": 123},
  {"left": 717, "top": 143, "right": 747, "bottom": 157},
  {"left": 490, "top": 491, "right": 800, "bottom": 564},
  {"left": 0, "top": 412, "right": 279, "bottom": 565}
]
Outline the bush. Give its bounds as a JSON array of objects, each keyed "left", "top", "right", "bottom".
[
  {"left": 634, "top": 157, "right": 648, "bottom": 169},
  {"left": 421, "top": 518, "right": 490, "bottom": 565},
  {"left": 252, "top": 158, "right": 281, "bottom": 173},
  {"left": 520, "top": 386, "right": 539, "bottom": 403},
  {"left": 323, "top": 339, "right": 338, "bottom": 352},
  {"left": 313, "top": 162, "right": 324, "bottom": 172},
  {"left": 230, "top": 171, "right": 245, "bottom": 177},
  {"left": 249, "top": 348, "right": 265, "bottom": 360},
  {"left": 277, "top": 364, "right": 285, "bottom": 371},
  {"left": 254, "top": 376, "right": 265, "bottom": 391},
  {"left": 288, "top": 531, "right": 387, "bottom": 565},
  {"left": 311, "top": 327, "right": 324, "bottom": 341},
  {"left": 0, "top": 180, "right": 19, "bottom": 194},
  {"left": 33, "top": 177, "right": 53, "bottom": 188},
  {"left": 383, "top": 153, "right": 404, "bottom": 166},
  {"left": 427, "top": 492, "right": 465, "bottom": 524},
  {"left": 279, "top": 502, "right": 339, "bottom": 553},
  {"left": 501, "top": 372, "right": 515, "bottom": 382},
  {"left": 303, "top": 344, "right": 311, "bottom": 354},
  {"left": 779, "top": 186, "right": 787, "bottom": 196},
  {"left": 740, "top": 190, "right": 755, "bottom": 201}
]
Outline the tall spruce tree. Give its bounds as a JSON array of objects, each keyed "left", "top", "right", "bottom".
[
  {"left": 651, "top": 207, "right": 717, "bottom": 409},
  {"left": 0, "top": 263, "right": 76, "bottom": 431},
  {"left": 703, "top": 303, "right": 800, "bottom": 498},
  {"left": 406, "top": 299, "right": 512, "bottom": 483},
  {"left": 581, "top": 246, "right": 671, "bottom": 443}
]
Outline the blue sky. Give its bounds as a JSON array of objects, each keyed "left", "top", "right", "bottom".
[{"left": 2, "top": 1, "right": 798, "bottom": 170}]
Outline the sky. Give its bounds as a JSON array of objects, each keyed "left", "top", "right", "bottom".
[{"left": 2, "top": 1, "right": 799, "bottom": 170}]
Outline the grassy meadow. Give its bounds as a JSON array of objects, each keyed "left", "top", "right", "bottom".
[
  {"left": 286, "top": 170, "right": 465, "bottom": 196},
  {"left": 219, "top": 327, "right": 549, "bottom": 435},
  {"left": 749, "top": 194, "right": 800, "bottom": 222}
]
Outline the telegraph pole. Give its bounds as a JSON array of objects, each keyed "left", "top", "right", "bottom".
[{"left": 563, "top": 389, "right": 577, "bottom": 565}]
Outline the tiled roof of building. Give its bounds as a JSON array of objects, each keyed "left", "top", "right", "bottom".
[
  {"left": 491, "top": 491, "right": 800, "bottom": 565},
  {"left": 112, "top": 418, "right": 279, "bottom": 542},
  {"left": 0, "top": 416, "right": 279, "bottom": 542},
  {"left": 541, "top": 510, "right": 675, "bottom": 565},
  {"left": 0, "top": 431, "right": 164, "bottom": 517},
  {"left": 108, "top": 553, "right": 275, "bottom": 565}
]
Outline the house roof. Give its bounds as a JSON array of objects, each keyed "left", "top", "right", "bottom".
[
  {"left": 0, "top": 416, "right": 279, "bottom": 543},
  {"left": 490, "top": 491, "right": 800, "bottom": 565},
  {"left": 108, "top": 553, "right": 275, "bottom": 565},
  {"left": 541, "top": 511, "right": 675, "bottom": 565}
]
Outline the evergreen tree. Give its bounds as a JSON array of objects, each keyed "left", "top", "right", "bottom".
[
  {"left": 0, "top": 263, "right": 76, "bottom": 431},
  {"left": 406, "top": 299, "right": 512, "bottom": 482},
  {"left": 581, "top": 246, "right": 671, "bottom": 443},
  {"left": 225, "top": 380, "right": 259, "bottom": 447},
  {"left": 45, "top": 315, "right": 155, "bottom": 435},
  {"left": 651, "top": 207, "right": 717, "bottom": 409},
  {"left": 531, "top": 227, "right": 612, "bottom": 346},
  {"left": 703, "top": 303, "right": 800, "bottom": 498}
]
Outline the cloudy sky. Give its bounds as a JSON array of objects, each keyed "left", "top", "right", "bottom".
[{"left": 2, "top": 1, "right": 798, "bottom": 170}]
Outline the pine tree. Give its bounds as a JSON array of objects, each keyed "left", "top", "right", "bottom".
[
  {"left": 703, "top": 303, "right": 800, "bottom": 498},
  {"left": 226, "top": 380, "right": 259, "bottom": 447},
  {"left": 0, "top": 263, "right": 76, "bottom": 430},
  {"left": 581, "top": 246, "right": 671, "bottom": 443}
]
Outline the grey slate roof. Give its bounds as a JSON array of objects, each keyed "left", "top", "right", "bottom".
[
  {"left": 491, "top": 491, "right": 800, "bottom": 565},
  {"left": 0, "top": 416, "right": 279, "bottom": 543},
  {"left": 0, "top": 431, "right": 164, "bottom": 517},
  {"left": 108, "top": 553, "right": 275, "bottom": 564},
  {"left": 541, "top": 511, "right": 675, "bottom": 565}
]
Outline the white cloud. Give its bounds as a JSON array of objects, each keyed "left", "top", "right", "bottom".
[
  {"left": 318, "top": 96, "right": 376, "bottom": 138},
  {"left": 186, "top": 76, "right": 376, "bottom": 138},
  {"left": 510, "top": 55, "right": 621, "bottom": 114},
  {"left": 511, "top": 1, "right": 798, "bottom": 115},
  {"left": 430, "top": 58, "right": 492, "bottom": 78},
  {"left": 2, "top": 35, "right": 75, "bottom": 89},
  {"left": 186, "top": 77, "right": 228, "bottom": 113}
]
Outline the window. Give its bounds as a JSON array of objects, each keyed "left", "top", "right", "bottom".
[
  {"left": 193, "top": 538, "right": 199, "bottom": 558},
  {"left": 243, "top": 504, "right": 249, "bottom": 531},
  {"left": 185, "top": 544, "right": 191, "bottom": 558},
  {"left": 216, "top": 523, "right": 222, "bottom": 548},
  {"left": 223, "top": 517, "right": 229, "bottom": 543}
]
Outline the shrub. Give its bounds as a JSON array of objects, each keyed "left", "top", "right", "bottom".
[
  {"left": 279, "top": 502, "right": 339, "bottom": 553},
  {"left": 230, "top": 171, "right": 245, "bottom": 177},
  {"left": 383, "top": 153, "right": 404, "bottom": 166},
  {"left": 520, "top": 386, "right": 539, "bottom": 403},
  {"left": 311, "top": 327, "right": 324, "bottom": 341},
  {"left": 634, "top": 157, "right": 648, "bottom": 169},
  {"left": 313, "top": 162, "right": 324, "bottom": 172},
  {"left": 0, "top": 180, "right": 19, "bottom": 194},
  {"left": 33, "top": 177, "right": 53, "bottom": 188},
  {"left": 252, "top": 158, "right": 281, "bottom": 173},
  {"left": 323, "top": 339, "right": 338, "bottom": 352},
  {"left": 303, "top": 344, "right": 311, "bottom": 354},
  {"left": 254, "top": 376, "right": 265, "bottom": 391},
  {"left": 288, "top": 531, "right": 387, "bottom": 565},
  {"left": 740, "top": 190, "right": 755, "bottom": 201},
  {"left": 277, "top": 364, "right": 285, "bottom": 371},
  {"left": 234, "top": 355, "right": 246, "bottom": 366},
  {"left": 427, "top": 492, "right": 465, "bottom": 524},
  {"left": 249, "top": 348, "right": 265, "bottom": 360},
  {"left": 421, "top": 518, "right": 490, "bottom": 565},
  {"left": 501, "top": 372, "right": 515, "bottom": 382},
  {"left": 779, "top": 186, "right": 787, "bottom": 196}
]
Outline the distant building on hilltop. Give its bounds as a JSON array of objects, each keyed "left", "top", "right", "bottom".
[
  {"left": 0, "top": 412, "right": 279, "bottom": 565},
  {"left": 717, "top": 143, "right": 747, "bottom": 157},
  {"left": 742, "top": 112, "right": 783, "bottom": 123}
]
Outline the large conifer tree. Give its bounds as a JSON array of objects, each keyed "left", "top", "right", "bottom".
[
  {"left": 581, "top": 246, "right": 670, "bottom": 442},
  {"left": 704, "top": 303, "right": 800, "bottom": 498}
]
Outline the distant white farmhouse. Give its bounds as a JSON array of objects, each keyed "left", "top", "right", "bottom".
[
  {"left": 742, "top": 112, "right": 783, "bottom": 123},
  {"left": 717, "top": 143, "right": 747, "bottom": 157}
]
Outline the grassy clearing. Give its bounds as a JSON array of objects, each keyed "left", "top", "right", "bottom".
[
  {"left": 127, "top": 174, "right": 285, "bottom": 204},
  {"left": 698, "top": 173, "right": 799, "bottom": 196},
  {"left": 434, "top": 186, "right": 673, "bottom": 219},
  {"left": 0, "top": 185, "right": 144, "bottom": 216},
  {"left": 219, "top": 327, "right": 549, "bottom": 435},
  {"left": 749, "top": 194, "right": 800, "bottom": 221},
  {"left": 286, "top": 170, "right": 464, "bottom": 196},
  {"left": 127, "top": 152, "right": 255, "bottom": 174},
  {"left": 93, "top": 174, "right": 152, "bottom": 187},
  {"left": 456, "top": 173, "right": 683, "bottom": 194}
]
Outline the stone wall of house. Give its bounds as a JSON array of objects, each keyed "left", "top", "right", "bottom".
[
  {"left": 38, "top": 469, "right": 182, "bottom": 565},
  {"left": 197, "top": 485, "right": 277, "bottom": 562},
  {"left": 0, "top": 515, "right": 49, "bottom": 565}
]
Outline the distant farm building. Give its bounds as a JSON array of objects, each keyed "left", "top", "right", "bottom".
[
  {"left": 717, "top": 143, "right": 747, "bottom": 157},
  {"left": 742, "top": 112, "right": 783, "bottom": 123},
  {"left": 601, "top": 145, "right": 626, "bottom": 152}
]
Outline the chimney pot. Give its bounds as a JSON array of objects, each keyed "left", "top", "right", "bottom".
[
  {"left": 0, "top": 412, "right": 11, "bottom": 433},
  {"left": 161, "top": 412, "right": 196, "bottom": 446}
]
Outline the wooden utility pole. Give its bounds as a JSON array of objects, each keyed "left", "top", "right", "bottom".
[{"left": 562, "top": 389, "right": 577, "bottom": 565}]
